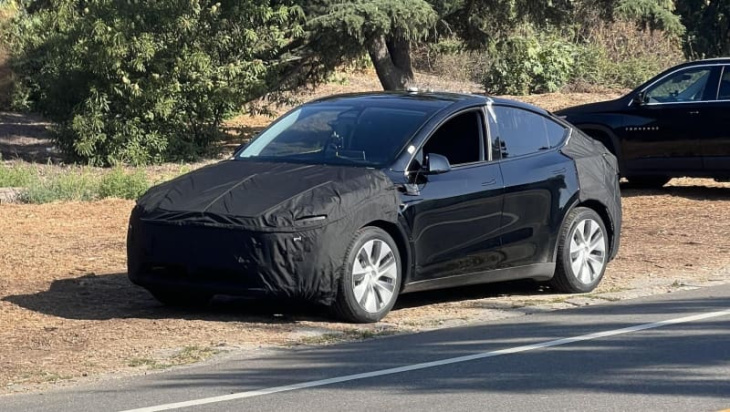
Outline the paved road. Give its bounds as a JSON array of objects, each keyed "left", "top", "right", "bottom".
[{"left": 3, "top": 285, "right": 730, "bottom": 412}]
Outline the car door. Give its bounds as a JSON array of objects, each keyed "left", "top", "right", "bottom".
[
  {"left": 400, "top": 109, "right": 505, "bottom": 283},
  {"left": 488, "top": 105, "right": 578, "bottom": 269},
  {"left": 622, "top": 65, "right": 719, "bottom": 173},
  {"left": 701, "top": 65, "right": 730, "bottom": 173}
]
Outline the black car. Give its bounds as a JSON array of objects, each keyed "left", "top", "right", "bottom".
[
  {"left": 557, "top": 58, "right": 730, "bottom": 187},
  {"left": 127, "top": 92, "right": 622, "bottom": 323}
]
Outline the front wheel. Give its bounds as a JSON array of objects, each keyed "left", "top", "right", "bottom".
[
  {"left": 333, "top": 227, "right": 402, "bottom": 323},
  {"left": 551, "top": 207, "right": 609, "bottom": 293}
]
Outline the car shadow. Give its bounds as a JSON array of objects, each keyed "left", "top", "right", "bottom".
[
  {"left": 395, "top": 279, "right": 547, "bottom": 309},
  {"left": 1, "top": 272, "right": 330, "bottom": 323},
  {"left": 2, "top": 273, "right": 550, "bottom": 323},
  {"left": 620, "top": 182, "right": 730, "bottom": 200}
]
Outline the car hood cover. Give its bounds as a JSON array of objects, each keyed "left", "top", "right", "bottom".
[{"left": 135, "top": 160, "right": 398, "bottom": 231}]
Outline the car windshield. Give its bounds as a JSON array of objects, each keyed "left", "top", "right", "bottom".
[{"left": 237, "top": 104, "right": 433, "bottom": 167}]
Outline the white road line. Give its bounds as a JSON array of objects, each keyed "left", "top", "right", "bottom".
[{"left": 121, "top": 308, "right": 730, "bottom": 412}]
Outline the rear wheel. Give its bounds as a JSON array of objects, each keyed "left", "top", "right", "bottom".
[
  {"left": 551, "top": 207, "right": 608, "bottom": 293},
  {"left": 333, "top": 227, "right": 402, "bottom": 323},
  {"left": 148, "top": 288, "right": 213, "bottom": 307},
  {"left": 625, "top": 176, "right": 670, "bottom": 188}
]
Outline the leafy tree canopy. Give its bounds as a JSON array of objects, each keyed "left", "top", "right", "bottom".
[{"left": 9, "top": 0, "right": 304, "bottom": 165}]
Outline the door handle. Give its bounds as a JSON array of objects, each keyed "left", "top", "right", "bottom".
[
  {"left": 481, "top": 179, "right": 497, "bottom": 186},
  {"left": 688, "top": 110, "right": 700, "bottom": 115},
  {"left": 551, "top": 168, "right": 567, "bottom": 175}
]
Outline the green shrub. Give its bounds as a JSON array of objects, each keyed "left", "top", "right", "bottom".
[
  {"left": 0, "top": 161, "right": 38, "bottom": 187},
  {"left": 479, "top": 20, "right": 683, "bottom": 95},
  {"left": 484, "top": 29, "right": 575, "bottom": 95},
  {"left": 571, "top": 20, "right": 683, "bottom": 90},
  {"left": 8, "top": 0, "right": 303, "bottom": 166},
  {"left": 98, "top": 168, "right": 149, "bottom": 200},
  {"left": 12, "top": 166, "right": 152, "bottom": 203},
  {"left": 21, "top": 169, "right": 99, "bottom": 203}
]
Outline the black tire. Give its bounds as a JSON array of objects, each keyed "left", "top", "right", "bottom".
[
  {"left": 333, "top": 227, "right": 402, "bottom": 323},
  {"left": 551, "top": 207, "right": 609, "bottom": 293},
  {"left": 625, "top": 176, "right": 670, "bottom": 188},
  {"left": 148, "top": 288, "right": 213, "bottom": 307}
]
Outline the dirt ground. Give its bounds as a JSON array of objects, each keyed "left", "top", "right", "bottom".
[{"left": 1, "top": 74, "right": 729, "bottom": 393}]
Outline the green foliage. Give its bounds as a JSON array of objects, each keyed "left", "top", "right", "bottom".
[
  {"left": 613, "top": 0, "right": 684, "bottom": 35},
  {"left": 21, "top": 168, "right": 100, "bottom": 203},
  {"left": 0, "top": 162, "right": 157, "bottom": 203},
  {"left": 0, "top": 1, "right": 17, "bottom": 109},
  {"left": 307, "top": 0, "right": 437, "bottom": 44},
  {"left": 676, "top": 0, "right": 730, "bottom": 58},
  {"left": 0, "top": 160, "right": 38, "bottom": 187},
  {"left": 484, "top": 30, "right": 575, "bottom": 95},
  {"left": 482, "top": 19, "right": 684, "bottom": 95},
  {"left": 571, "top": 20, "right": 684, "bottom": 89},
  {"left": 8, "top": 0, "right": 303, "bottom": 166},
  {"left": 98, "top": 168, "right": 149, "bottom": 200}
]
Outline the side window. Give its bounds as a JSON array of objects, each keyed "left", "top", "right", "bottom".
[
  {"left": 545, "top": 118, "right": 568, "bottom": 148},
  {"left": 420, "top": 111, "right": 483, "bottom": 167},
  {"left": 490, "top": 106, "right": 555, "bottom": 159},
  {"left": 719, "top": 67, "right": 730, "bottom": 100},
  {"left": 645, "top": 68, "right": 712, "bottom": 104}
]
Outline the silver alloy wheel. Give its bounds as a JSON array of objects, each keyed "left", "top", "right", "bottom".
[
  {"left": 569, "top": 218, "right": 607, "bottom": 286},
  {"left": 351, "top": 239, "right": 398, "bottom": 314}
]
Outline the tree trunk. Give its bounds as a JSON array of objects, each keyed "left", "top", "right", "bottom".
[{"left": 366, "top": 35, "right": 414, "bottom": 91}]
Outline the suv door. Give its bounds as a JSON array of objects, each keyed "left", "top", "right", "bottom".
[
  {"left": 488, "top": 105, "right": 578, "bottom": 269},
  {"left": 701, "top": 65, "right": 730, "bottom": 174},
  {"left": 400, "top": 109, "right": 505, "bottom": 284},
  {"left": 623, "top": 66, "right": 719, "bottom": 174}
]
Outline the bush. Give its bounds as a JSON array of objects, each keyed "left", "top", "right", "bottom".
[
  {"left": 571, "top": 20, "right": 684, "bottom": 90},
  {"left": 0, "top": 160, "right": 38, "bottom": 187},
  {"left": 412, "top": 38, "right": 490, "bottom": 84},
  {"left": 8, "top": 0, "right": 302, "bottom": 166},
  {"left": 1, "top": 162, "right": 155, "bottom": 203},
  {"left": 98, "top": 168, "right": 149, "bottom": 200},
  {"left": 483, "top": 29, "right": 575, "bottom": 95},
  {"left": 0, "top": 0, "right": 18, "bottom": 109},
  {"left": 481, "top": 21, "right": 684, "bottom": 95},
  {"left": 21, "top": 168, "right": 99, "bottom": 203}
]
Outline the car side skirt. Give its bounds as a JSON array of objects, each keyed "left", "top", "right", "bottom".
[{"left": 400, "top": 263, "right": 555, "bottom": 294}]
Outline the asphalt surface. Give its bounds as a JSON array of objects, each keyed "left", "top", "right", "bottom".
[{"left": 3, "top": 284, "right": 730, "bottom": 412}]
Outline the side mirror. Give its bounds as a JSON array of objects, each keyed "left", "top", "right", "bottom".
[
  {"left": 424, "top": 153, "right": 451, "bottom": 175},
  {"left": 632, "top": 91, "right": 648, "bottom": 106}
]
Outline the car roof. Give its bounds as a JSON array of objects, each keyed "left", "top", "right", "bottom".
[
  {"left": 306, "top": 91, "right": 552, "bottom": 116},
  {"left": 693, "top": 57, "right": 730, "bottom": 64}
]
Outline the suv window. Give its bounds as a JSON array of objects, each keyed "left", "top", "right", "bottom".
[
  {"left": 490, "top": 106, "right": 562, "bottom": 158},
  {"left": 418, "top": 111, "right": 483, "bottom": 167},
  {"left": 719, "top": 67, "right": 730, "bottom": 100},
  {"left": 646, "top": 67, "right": 712, "bottom": 104}
]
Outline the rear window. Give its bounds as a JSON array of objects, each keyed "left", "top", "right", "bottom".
[{"left": 490, "top": 106, "right": 565, "bottom": 158}]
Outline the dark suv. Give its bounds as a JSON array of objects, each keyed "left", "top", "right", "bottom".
[{"left": 556, "top": 58, "right": 730, "bottom": 187}]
